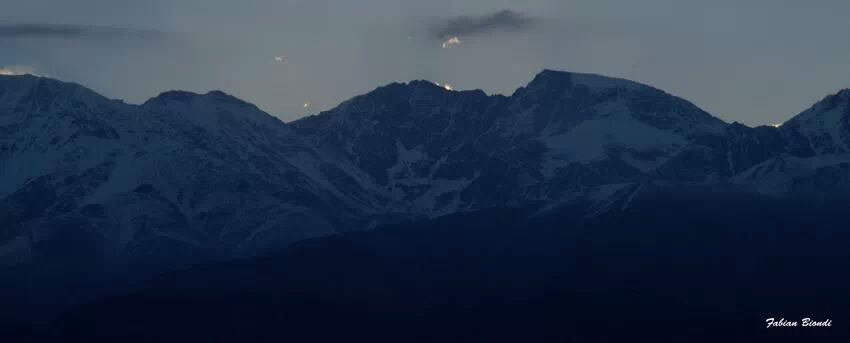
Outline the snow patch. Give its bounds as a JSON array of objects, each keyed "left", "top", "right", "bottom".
[{"left": 542, "top": 111, "right": 684, "bottom": 173}]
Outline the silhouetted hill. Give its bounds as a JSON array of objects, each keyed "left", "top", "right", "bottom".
[{"left": 42, "top": 187, "right": 850, "bottom": 342}]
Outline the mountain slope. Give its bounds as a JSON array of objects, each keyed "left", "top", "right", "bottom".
[
  {"left": 292, "top": 70, "right": 734, "bottom": 216},
  {"left": 2, "top": 70, "right": 850, "bottom": 324},
  {"left": 44, "top": 191, "right": 850, "bottom": 342},
  {"left": 0, "top": 75, "right": 387, "bottom": 319},
  {"left": 294, "top": 71, "right": 850, "bottom": 211},
  {"left": 727, "top": 89, "right": 850, "bottom": 193},
  {"left": 0, "top": 76, "right": 374, "bottom": 263}
]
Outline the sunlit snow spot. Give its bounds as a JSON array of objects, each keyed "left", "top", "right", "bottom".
[{"left": 0, "top": 66, "right": 34, "bottom": 76}]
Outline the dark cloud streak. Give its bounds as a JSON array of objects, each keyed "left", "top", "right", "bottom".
[
  {"left": 429, "top": 10, "right": 538, "bottom": 40},
  {"left": 0, "top": 23, "right": 167, "bottom": 40}
]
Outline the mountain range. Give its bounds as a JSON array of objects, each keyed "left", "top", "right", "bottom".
[{"left": 2, "top": 69, "right": 850, "bottom": 329}]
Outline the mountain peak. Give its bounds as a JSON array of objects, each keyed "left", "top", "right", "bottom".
[
  {"left": 817, "top": 88, "right": 850, "bottom": 105},
  {"left": 342, "top": 79, "right": 481, "bottom": 109},
  {"left": 0, "top": 74, "right": 112, "bottom": 111},
  {"left": 525, "top": 69, "right": 648, "bottom": 93},
  {"left": 0, "top": 74, "right": 99, "bottom": 94},
  {"left": 143, "top": 90, "right": 252, "bottom": 108},
  {"left": 0, "top": 73, "right": 39, "bottom": 82},
  {"left": 407, "top": 80, "right": 445, "bottom": 90},
  {"left": 790, "top": 88, "right": 850, "bottom": 122},
  {"left": 146, "top": 90, "right": 201, "bottom": 103},
  {"left": 370, "top": 80, "right": 458, "bottom": 96},
  {"left": 779, "top": 88, "right": 850, "bottom": 156},
  {"left": 140, "top": 88, "right": 293, "bottom": 139}
]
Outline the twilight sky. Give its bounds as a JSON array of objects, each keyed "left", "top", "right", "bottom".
[{"left": 1, "top": 0, "right": 849, "bottom": 125}]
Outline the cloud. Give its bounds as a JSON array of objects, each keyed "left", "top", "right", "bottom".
[
  {"left": 429, "top": 10, "right": 538, "bottom": 40},
  {"left": 441, "top": 37, "right": 461, "bottom": 49},
  {"left": 0, "top": 23, "right": 165, "bottom": 40}
]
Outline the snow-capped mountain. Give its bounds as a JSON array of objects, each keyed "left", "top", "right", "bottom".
[
  {"left": 726, "top": 89, "right": 850, "bottom": 194},
  {"left": 0, "top": 75, "right": 385, "bottom": 274},
  {"left": 2, "top": 69, "right": 850, "bottom": 288},
  {"left": 293, "top": 70, "right": 730, "bottom": 215},
  {"left": 294, "top": 70, "right": 850, "bottom": 214}
]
